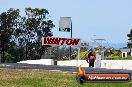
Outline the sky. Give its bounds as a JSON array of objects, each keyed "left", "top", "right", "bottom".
[{"left": 1, "top": 0, "right": 132, "bottom": 44}]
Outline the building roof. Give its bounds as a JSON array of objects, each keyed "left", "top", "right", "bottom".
[{"left": 120, "top": 48, "right": 132, "bottom": 52}]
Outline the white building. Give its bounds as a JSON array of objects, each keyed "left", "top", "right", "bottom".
[{"left": 120, "top": 48, "right": 132, "bottom": 58}]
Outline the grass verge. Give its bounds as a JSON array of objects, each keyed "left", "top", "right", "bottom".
[{"left": 0, "top": 68, "right": 131, "bottom": 87}]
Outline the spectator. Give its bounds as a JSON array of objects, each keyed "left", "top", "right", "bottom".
[
  {"left": 72, "top": 51, "right": 77, "bottom": 59},
  {"left": 86, "top": 52, "right": 95, "bottom": 67}
]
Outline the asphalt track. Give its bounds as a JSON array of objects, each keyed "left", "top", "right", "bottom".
[{"left": 0, "top": 63, "right": 132, "bottom": 79}]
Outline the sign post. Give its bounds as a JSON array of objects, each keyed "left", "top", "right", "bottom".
[
  {"left": 59, "top": 17, "right": 72, "bottom": 60},
  {"left": 70, "top": 22, "right": 72, "bottom": 60},
  {"left": 59, "top": 17, "right": 71, "bottom": 32},
  {"left": 42, "top": 37, "right": 81, "bottom": 67},
  {"left": 42, "top": 37, "right": 81, "bottom": 46}
]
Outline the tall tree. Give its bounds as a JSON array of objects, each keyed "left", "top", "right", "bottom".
[
  {"left": 0, "top": 7, "right": 55, "bottom": 62},
  {"left": 0, "top": 8, "right": 20, "bottom": 62},
  {"left": 17, "top": 7, "right": 55, "bottom": 60},
  {"left": 127, "top": 29, "right": 132, "bottom": 56}
]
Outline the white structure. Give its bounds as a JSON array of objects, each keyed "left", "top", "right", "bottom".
[
  {"left": 57, "top": 60, "right": 132, "bottom": 70},
  {"left": 55, "top": 54, "right": 102, "bottom": 68},
  {"left": 101, "top": 60, "right": 132, "bottom": 70},
  {"left": 17, "top": 54, "right": 101, "bottom": 67},
  {"left": 120, "top": 48, "right": 132, "bottom": 58},
  {"left": 95, "top": 54, "right": 101, "bottom": 68},
  {"left": 57, "top": 60, "right": 89, "bottom": 67},
  {"left": 17, "top": 59, "right": 54, "bottom": 65},
  {"left": 17, "top": 59, "right": 132, "bottom": 70}
]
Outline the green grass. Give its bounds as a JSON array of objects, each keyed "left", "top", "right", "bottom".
[
  {"left": 122, "top": 57, "right": 132, "bottom": 60},
  {"left": 104, "top": 56, "right": 132, "bottom": 60},
  {"left": 0, "top": 68, "right": 131, "bottom": 87},
  {"left": 0, "top": 64, "right": 6, "bottom": 66}
]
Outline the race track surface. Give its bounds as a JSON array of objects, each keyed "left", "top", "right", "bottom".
[{"left": 0, "top": 63, "right": 132, "bottom": 78}]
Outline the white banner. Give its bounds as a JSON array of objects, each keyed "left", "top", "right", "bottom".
[
  {"left": 42, "top": 37, "right": 81, "bottom": 46},
  {"left": 59, "top": 17, "right": 71, "bottom": 32}
]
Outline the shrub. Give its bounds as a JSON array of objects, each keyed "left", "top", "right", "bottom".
[{"left": 4, "top": 52, "right": 15, "bottom": 63}]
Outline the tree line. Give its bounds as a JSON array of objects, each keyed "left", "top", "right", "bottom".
[{"left": 0, "top": 7, "right": 55, "bottom": 63}]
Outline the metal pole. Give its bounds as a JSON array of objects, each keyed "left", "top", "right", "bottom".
[
  {"left": 128, "top": 41, "right": 132, "bottom": 57},
  {"left": 130, "top": 44, "right": 131, "bottom": 57},
  {"left": 26, "top": 39, "right": 27, "bottom": 60},
  {"left": 70, "top": 21, "right": 72, "bottom": 60},
  {"left": 71, "top": 22, "right": 72, "bottom": 38}
]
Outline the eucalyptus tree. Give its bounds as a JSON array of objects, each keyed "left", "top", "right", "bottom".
[
  {"left": 0, "top": 8, "right": 20, "bottom": 62},
  {"left": 127, "top": 29, "right": 132, "bottom": 56},
  {"left": 0, "top": 7, "right": 55, "bottom": 62},
  {"left": 19, "top": 7, "right": 55, "bottom": 59}
]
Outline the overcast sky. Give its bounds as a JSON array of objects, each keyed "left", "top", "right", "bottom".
[{"left": 1, "top": 0, "right": 132, "bottom": 43}]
